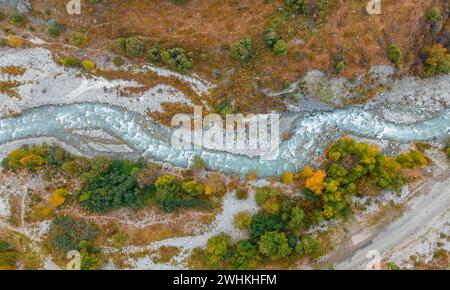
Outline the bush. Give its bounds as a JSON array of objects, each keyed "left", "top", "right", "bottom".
[
  {"left": 48, "top": 26, "right": 61, "bottom": 37},
  {"left": 62, "top": 56, "right": 79, "bottom": 67},
  {"left": 231, "top": 38, "right": 254, "bottom": 63},
  {"left": 250, "top": 212, "right": 285, "bottom": 241},
  {"left": 70, "top": 32, "right": 88, "bottom": 48},
  {"left": 81, "top": 60, "right": 96, "bottom": 72},
  {"left": 125, "top": 37, "right": 145, "bottom": 57},
  {"left": 263, "top": 29, "right": 280, "bottom": 48},
  {"left": 9, "top": 13, "right": 25, "bottom": 26},
  {"left": 235, "top": 187, "right": 249, "bottom": 200},
  {"left": 205, "top": 234, "right": 231, "bottom": 266},
  {"left": 281, "top": 171, "right": 294, "bottom": 184},
  {"left": 387, "top": 44, "right": 402, "bottom": 64},
  {"left": 426, "top": 7, "right": 442, "bottom": 24},
  {"left": 191, "top": 155, "right": 205, "bottom": 171},
  {"left": 7, "top": 35, "right": 24, "bottom": 48},
  {"left": 155, "top": 175, "right": 183, "bottom": 212},
  {"left": 149, "top": 46, "right": 194, "bottom": 73},
  {"left": 182, "top": 180, "right": 204, "bottom": 197},
  {"left": 335, "top": 61, "right": 345, "bottom": 74},
  {"left": 112, "top": 56, "right": 123, "bottom": 67},
  {"left": 424, "top": 44, "right": 450, "bottom": 75},
  {"left": 295, "top": 235, "right": 321, "bottom": 257},
  {"left": 49, "top": 216, "right": 98, "bottom": 254},
  {"left": 234, "top": 211, "right": 252, "bottom": 231},
  {"left": 258, "top": 231, "right": 292, "bottom": 260},
  {"left": 286, "top": 0, "right": 309, "bottom": 14},
  {"left": 0, "top": 240, "right": 17, "bottom": 269},
  {"left": 273, "top": 40, "right": 287, "bottom": 56}
]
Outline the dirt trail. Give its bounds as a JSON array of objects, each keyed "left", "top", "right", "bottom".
[{"left": 336, "top": 170, "right": 450, "bottom": 270}]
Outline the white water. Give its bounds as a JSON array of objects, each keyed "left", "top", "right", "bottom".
[{"left": 0, "top": 103, "right": 448, "bottom": 177}]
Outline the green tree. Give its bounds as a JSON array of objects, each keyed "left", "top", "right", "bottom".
[
  {"left": 205, "top": 234, "right": 232, "bottom": 267},
  {"left": 229, "top": 240, "right": 258, "bottom": 270},
  {"left": 424, "top": 44, "right": 450, "bottom": 75},
  {"left": 273, "top": 40, "right": 287, "bottom": 56},
  {"left": 426, "top": 7, "right": 442, "bottom": 24},
  {"left": 258, "top": 231, "right": 292, "bottom": 260},
  {"left": 231, "top": 38, "right": 254, "bottom": 63},
  {"left": 387, "top": 44, "right": 402, "bottom": 64}
]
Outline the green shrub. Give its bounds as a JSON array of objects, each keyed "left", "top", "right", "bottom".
[
  {"left": 285, "top": 0, "right": 309, "bottom": 14},
  {"left": 48, "top": 26, "right": 61, "bottom": 37},
  {"left": 112, "top": 56, "right": 123, "bottom": 67},
  {"left": 426, "top": 7, "right": 442, "bottom": 24},
  {"left": 62, "top": 56, "right": 79, "bottom": 67},
  {"left": 172, "top": 0, "right": 188, "bottom": 4},
  {"left": 295, "top": 235, "right": 321, "bottom": 257},
  {"left": 387, "top": 44, "right": 402, "bottom": 64},
  {"left": 49, "top": 216, "right": 98, "bottom": 254},
  {"left": 229, "top": 240, "right": 257, "bottom": 270},
  {"left": 117, "top": 38, "right": 127, "bottom": 50},
  {"left": 0, "top": 240, "right": 17, "bottom": 269},
  {"left": 9, "top": 13, "right": 25, "bottom": 26},
  {"left": 273, "top": 40, "right": 287, "bottom": 56},
  {"left": 234, "top": 211, "right": 252, "bottom": 231},
  {"left": 149, "top": 46, "right": 194, "bottom": 73},
  {"left": 231, "top": 38, "right": 254, "bottom": 63},
  {"left": 125, "top": 37, "right": 145, "bottom": 57},
  {"left": 263, "top": 29, "right": 280, "bottom": 48},
  {"left": 0, "top": 38, "right": 6, "bottom": 46},
  {"left": 70, "top": 32, "right": 87, "bottom": 48},
  {"left": 335, "top": 61, "right": 345, "bottom": 74}
]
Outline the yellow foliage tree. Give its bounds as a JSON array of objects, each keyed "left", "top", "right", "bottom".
[
  {"left": 246, "top": 170, "right": 257, "bottom": 181},
  {"left": 305, "top": 169, "right": 326, "bottom": 195},
  {"left": 301, "top": 166, "right": 314, "bottom": 178},
  {"left": 281, "top": 171, "right": 294, "bottom": 184},
  {"left": 48, "top": 189, "right": 66, "bottom": 207},
  {"left": 19, "top": 154, "right": 45, "bottom": 170}
]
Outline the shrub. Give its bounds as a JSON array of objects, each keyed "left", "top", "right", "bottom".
[
  {"left": 286, "top": 0, "right": 309, "bottom": 14},
  {"left": 426, "top": 7, "right": 442, "bottom": 24},
  {"left": 81, "top": 60, "right": 96, "bottom": 72},
  {"left": 112, "top": 56, "right": 123, "bottom": 67},
  {"left": 48, "top": 26, "right": 61, "bottom": 37},
  {"left": 0, "top": 38, "right": 6, "bottom": 46},
  {"left": 387, "top": 44, "right": 402, "bottom": 64},
  {"left": 62, "top": 56, "right": 79, "bottom": 67},
  {"left": 295, "top": 235, "right": 321, "bottom": 257},
  {"left": 424, "top": 44, "right": 450, "bottom": 75},
  {"left": 0, "top": 240, "right": 17, "bottom": 269},
  {"left": 204, "top": 234, "right": 232, "bottom": 266},
  {"left": 49, "top": 216, "right": 98, "bottom": 254},
  {"left": 117, "top": 38, "right": 127, "bottom": 50},
  {"left": 250, "top": 212, "right": 285, "bottom": 241},
  {"left": 125, "top": 37, "right": 145, "bottom": 57},
  {"left": 155, "top": 175, "right": 183, "bottom": 212},
  {"left": 0, "top": 11, "right": 4, "bottom": 21},
  {"left": 231, "top": 38, "right": 254, "bottom": 63},
  {"left": 9, "top": 13, "right": 25, "bottom": 26},
  {"left": 234, "top": 211, "right": 252, "bottom": 231},
  {"left": 172, "top": 0, "right": 188, "bottom": 4},
  {"left": 235, "top": 187, "right": 249, "bottom": 200},
  {"left": 7, "top": 35, "right": 24, "bottom": 48},
  {"left": 258, "top": 231, "right": 292, "bottom": 260},
  {"left": 335, "top": 61, "right": 345, "bottom": 74},
  {"left": 263, "top": 29, "right": 280, "bottom": 48},
  {"left": 281, "top": 171, "right": 294, "bottom": 184},
  {"left": 49, "top": 189, "right": 67, "bottom": 207},
  {"left": 161, "top": 47, "right": 193, "bottom": 73},
  {"left": 273, "top": 40, "right": 287, "bottom": 56},
  {"left": 182, "top": 180, "right": 204, "bottom": 197},
  {"left": 70, "top": 32, "right": 87, "bottom": 48}
]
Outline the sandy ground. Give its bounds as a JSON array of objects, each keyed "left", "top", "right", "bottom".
[{"left": 336, "top": 158, "right": 449, "bottom": 270}]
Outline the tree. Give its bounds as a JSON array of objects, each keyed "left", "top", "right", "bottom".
[
  {"left": 49, "top": 216, "right": 98, "bottom": 254},
  {"left": 424, "top": 44, "right": 450, "bottom": 75},
  {"left": 191, "top": 155, "right": 206, "bottom": 171},
  {"left": 231, "top": 38, "right": 254, "bottom": 63},
  {"left": 182, "top": 180, "right": 204, "bottom": 197},
  {"left": 49, "top": 189, "right": 67, "bottom": 207},
  {"left": 81, "top": 60, "right": 96, "bottom": 72},
  {"left": 281, "top": 171, "right": 294, "bottom": 184},
  {"left": 285, "top": 0, "right": 309, "bottom": 14},
  {"left": 122, "top": 37, "right": 145, "bottom": 57},
  {"left": 250, "top": 212, "right": 285, "bottom": 241},
  {"left": 305, "top": 169, "right": 326, "bottom": 195},
  {"left": 286, "top": 207, "right": 306, "bottom": 231},
  {"left": 258, "top": 231, "right": 292, "bottom": 260},
  {"left": 154, "top": 175, "right": 183, "bottom": 212},
  {"left": 229, "top": 240, "right": 258, "bottom": 270},
  {"left": 204, "top": 234, "right": 231, "bottom": 266}
]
